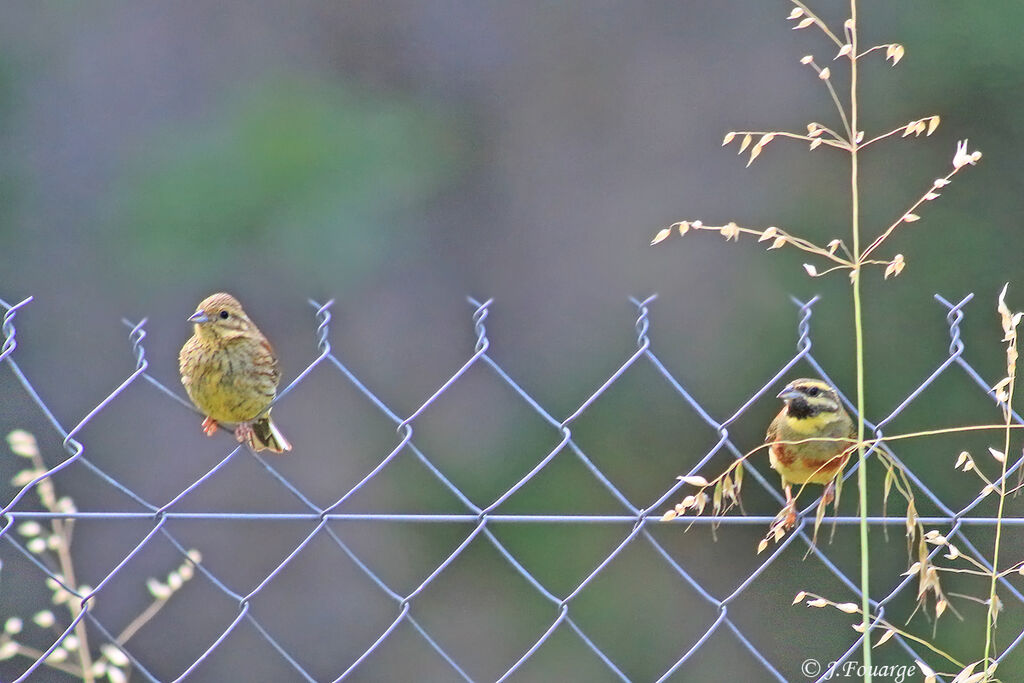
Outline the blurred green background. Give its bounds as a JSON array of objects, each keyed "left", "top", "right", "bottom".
[{"left": 2, "top": 1, "right": 1024, "bottom": 680}]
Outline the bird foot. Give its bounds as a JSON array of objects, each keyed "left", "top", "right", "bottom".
[
  {"left": 201, "top": 417, "right": 219, "bottom": 436},
  {"left": 234, "top": 423, "right": 256, "bottom": 449},
  {"left": 761, "top": 503, "right": 796, "bottom": 553},
  {"left": 783, "top": 501, "right": 797, "bottom": 529},
  {"left": 779, "top": 484, "right": 798, "bottom": 529}
]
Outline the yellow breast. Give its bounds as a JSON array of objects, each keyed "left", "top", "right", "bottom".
[
  {"left": 782, "top": 411, "right": 841, "bottom": 434},
  {"left": 179, "top": 337, "right": 273, "bottom": 423},
  {"left": 768, "top": 410, "right": 853, "bottom": 486}
]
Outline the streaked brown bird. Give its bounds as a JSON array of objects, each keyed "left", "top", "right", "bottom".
[
  {"left": 766, "top": 378, "right": 855, "bottom": 526},
  {"left": 178, "top": 293, "right": 291, "bottom": 453}
]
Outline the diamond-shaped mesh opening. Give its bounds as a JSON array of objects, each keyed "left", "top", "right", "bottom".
[
  {"left": 244, "top": 530, "right": 404, "bottom": 679},
  {"left": 495, "top": 453, "right": 637, "bottom": 515},
  {"left": 114, "top": 570, "right": 242, "bottom": 679},
  {"left": 645, "top": 523, "right": 784, "bottom": 599},
  {"left": 411, "top": 534, "right": 565, "bottom": 681},
  {"left": 569, "top": 360, "right": 728, "bottom": 506},
  {"left": 255, "top": 360, "right": 405, "bottom": 504},
  {"left": 482, "top": 524, "right": 629, "bottom": 595},
  {"left": 878, "top": 367, "right": 1019, "bottom": 516},
  {"left": 345, "top": 618, "right": 480, "bottom": 683},
  {"left": 660, "top": 626, "right": 787, "bottom": 683},
  {"left": 177, "top": 619, "right": 307, "bottom": 681},
  {"left": 727, "top": 532, "right": 863, "bottom": 675},
  {"left": 323, "top": 520, "right": 480, "bottom": 595},
  {"left": 401, "top": 363, "right": 573, "bottom": 503},
  {"left": 568, "top": 536, "right": 722, "bottom": 680},
  {"left": 506, "top": 624, "right": 630, "bottom": 683},
  {"left": 3, "top": 292, "right": 1024, "bottom": 681}
]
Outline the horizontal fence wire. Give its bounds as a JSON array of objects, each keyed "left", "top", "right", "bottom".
[{"left": 0, "top": 290, "right": 1022, "bottom": 682}]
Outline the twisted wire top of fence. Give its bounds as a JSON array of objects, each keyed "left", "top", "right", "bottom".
[{"left": 1, "top": 291, "right": 1022, "bottom": 682}]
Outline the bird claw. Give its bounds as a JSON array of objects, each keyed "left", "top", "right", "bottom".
[
  {"left": 780, "top": 484, "right": 797, "bottom": 529},
  {"left": 234, "top": 423, "right": 256, "bottom": 449},
  {"left": 783, "top": 503, "right": 797, "bottom": 529},
  {"left": 201, "top": 417, "right": 219, "bottom": 436}
]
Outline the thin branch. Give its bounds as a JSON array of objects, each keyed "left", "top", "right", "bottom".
[
  {"left": 790, "top": 1, "right": 844, "bottom": 47},
  {"left": 856, "top": 45, "right": 892, "bottom": 59},
  {"left": 860, "top": 168, "right": 957, "bottom": 261},
  {"left": 729, "top": 129, "right": 850, "bottom": 151},
  {"left": 0, "top": 641, "right": 84, "bottom": 677},
  {"left": 860, "top": 116, "right": 941, "bottom": 150},
  {"left": 116, "top": 598, "right": 169, "bottom": 645},
  {"left": 801, "top": 58, "right": 853, "bottom": 141}
]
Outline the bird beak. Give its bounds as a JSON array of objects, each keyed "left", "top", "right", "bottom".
[
  {"left": 188, "top": 310, "right": 210, "bottom": 324},
  {"left": 777, "top": 387, "right": 801, "bottom": 401}
]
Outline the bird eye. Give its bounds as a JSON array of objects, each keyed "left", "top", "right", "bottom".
[
  {"left": 807, "top": 386, "right": 820, "bottom": 397},
  {"left": 219, "top": 310, "right": 230, "bottom": 320}
]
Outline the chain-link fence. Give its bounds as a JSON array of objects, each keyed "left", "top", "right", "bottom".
[{"left": 1, "top": 291, "right": 1023, "bottom": 682}]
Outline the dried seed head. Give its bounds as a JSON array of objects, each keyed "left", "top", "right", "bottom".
[
  {"left": 953, "top": 139, "right": 980, "bottom": 169},
  {"left": 884, "top": 254, "right": 906, "bottom": 279},
  {"left": 651, "top": 228, "right": 672, "bottom": 246},
  {"left": 101, "top": 644, "right": 130, "bottom": 667},
  {"left": 6, "top": 430, "right": 39, "bottom": 458},
  {"left": 886, "top": 44, "right": 906, "bottom": 65},
  {"left": 874, "top": 629, "right": 896, "bottom": 648},
  {"left": 32, "top": 611, "right": 55, "bottom": 628},
  {"left": 954, "top": 451, "right": 970, "bottom": 469}
]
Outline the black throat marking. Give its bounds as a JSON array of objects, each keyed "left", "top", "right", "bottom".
[{"left": 786, "top": 396, "right": 837, "bottom": 419}]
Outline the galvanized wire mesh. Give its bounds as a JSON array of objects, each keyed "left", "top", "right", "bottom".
[{"left": 1, "top": 291, "right": 1023, "bottom": 682}]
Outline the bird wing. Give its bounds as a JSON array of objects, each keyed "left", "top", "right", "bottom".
[
  {"left": 178, "top": 336, "right": 198, "bottom": 385},
  {"left": 845, "top": 417, "right": 858, "bottom": 452},
  {"left": 254, "top": 338, "right": 282, "bottom": 389}
]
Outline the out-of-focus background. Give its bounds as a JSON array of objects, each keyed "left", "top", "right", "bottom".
[{"left": 2, "top": 2, "right": 1024, "bottom": 681}]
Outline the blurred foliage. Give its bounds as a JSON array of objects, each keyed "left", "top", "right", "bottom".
[{"left": 108, "top": 75, "right": 466, "bottom": 292}]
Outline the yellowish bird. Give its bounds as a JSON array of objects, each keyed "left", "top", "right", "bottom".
[
  {"left": 766, "top": 378, "right": 854, "bottom": 526},
  {"left": 178, "top": 293, "right": 292, "bottom": 453}
]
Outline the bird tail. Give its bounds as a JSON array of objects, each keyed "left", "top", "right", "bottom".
[{"left": 248, "top": 412, "right": 292, "bottom": 453}]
